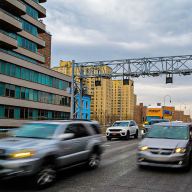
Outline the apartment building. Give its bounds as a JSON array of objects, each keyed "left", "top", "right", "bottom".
[
  {"left": 112, "top": 79, "right": 136, "bottom": 121},
  {"left": 53, "top": 61, "right": 112, "bottom": 124},
  {"left": 53, "top": 61, "right": 137, "bottom": 125},
  {"left": 0, "top": 0, "right": 71, "bottom": 127}
]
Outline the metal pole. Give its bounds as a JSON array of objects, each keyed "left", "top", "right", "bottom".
[
  {"left": 163, "top": 95, "right": 172, "bottom": 119},
  {"left": 79, "top": 66, "right": 83, "bottom": 119},
  {"left": 163, "top": 95, "right": 172, "bottom": 107},
  {"left": 120, "top": 83, "right": 122, "bottom": 120},
  {"left": 70, "top": 60, "right": 75, "bottom": 119}
]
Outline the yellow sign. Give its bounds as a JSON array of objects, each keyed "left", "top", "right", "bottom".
[{"left": 147, "top": 108, "right": 163, "bottom": 117}]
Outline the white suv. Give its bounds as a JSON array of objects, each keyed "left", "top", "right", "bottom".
[{"left": 106, "top": 120, "right": 139, "bottom": 141}]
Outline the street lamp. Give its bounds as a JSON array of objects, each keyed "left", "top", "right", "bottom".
[
  {"left": 163, "top": 95, "right": 172, "bottom": 106},
  {"left": 179, "top": 104, "right": 187, "bottom": 121}
]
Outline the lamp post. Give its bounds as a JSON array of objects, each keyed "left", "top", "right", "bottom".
[
  {"left": 179, "top": 104, "right": 186, "bottom": 121},
  {"left": 163, "top": 95, "right": 172, "bottom": 120},
  {"left": 163, "top": 95, "right": 172, "bottom": 107}
]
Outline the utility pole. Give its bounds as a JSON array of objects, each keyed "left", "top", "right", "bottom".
[
  {"left": 70, "top": 60, "right": 75, "bottom": 119},
  {"left": 120, "top": 84, "right": 122, "bottom": 120},
  {"left": 79, "top": 66, "right": 83, "bottom": 119}
]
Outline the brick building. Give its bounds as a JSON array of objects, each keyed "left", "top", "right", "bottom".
[
  {"left": 38, "top": 31, "right": 52, "bottom": 68},
  {"left": 134, "top": 103, "right": 147, "bottom": 126}
]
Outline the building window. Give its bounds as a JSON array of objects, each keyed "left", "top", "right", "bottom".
[
  {"left": 0, "top": 60, "right": 70, "bottom": 91},
  {"left": 21, "top": 19, "right": 38, "bottom": 36},
  {"left": 5, "top": 106, "right": 14, "bottom": 119},
  {"left": 17, "top": 35, "right": 37, "bottom": 53},
  {"left": 26, "top": 4, "right": 38, "bottom": 20},
  {"left": 0, "top": 82, "right": 71, "bottom": 107}
]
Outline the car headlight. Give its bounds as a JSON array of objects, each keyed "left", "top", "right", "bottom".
[
  {"left": 175, "top": 148, "right": 186, "bottom": 153},
  {"left": 10, "top": 150, "right": 35, "bottom": 159},
  {"left": 141, "top": 130, "right": 145, "bottom": 135},
  {"left": 139, "top": 146, "right": 149, "bottom": 151}
]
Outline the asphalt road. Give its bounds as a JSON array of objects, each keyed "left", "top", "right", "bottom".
[{"left": 1, "top": 138, "right": 192, "bottom": 192}]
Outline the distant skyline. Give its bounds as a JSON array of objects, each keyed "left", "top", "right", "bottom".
[{"left": 44, "top": 0, "right": 192, "bottom": 116}]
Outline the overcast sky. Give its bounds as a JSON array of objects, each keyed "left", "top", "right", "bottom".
[{"left": 44, "top": 0, "right": 192, "bottom": 116}]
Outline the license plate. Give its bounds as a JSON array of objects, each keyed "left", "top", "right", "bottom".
[{"left": 112, "top": 133, "right": 117, "bottom": 135}]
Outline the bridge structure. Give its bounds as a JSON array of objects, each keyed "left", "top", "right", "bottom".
[{"left": 70, "top": 54, "right": 192, "bottom": 119}]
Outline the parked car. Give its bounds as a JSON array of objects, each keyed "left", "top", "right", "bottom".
[
  {"left": 106, "top": 120, "right": 139, "bottom": 140},
  {"left": 0, "top": 120, "right": 104, "bottom": 189},
  {"left": 138, "top": 122, "right": 192, "bottom": 170},
  {"left": 141, "top": 119, "right": 170, "bottom": 136}
]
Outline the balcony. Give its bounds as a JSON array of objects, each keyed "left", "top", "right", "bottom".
[
  {"left": 0, "top": 8, "right": 22, "bottom": 32},
  {"left": 18, "top": 30, "right": 45, "bottom": 48},
  {"left": 0, "top": 30, "right": 18, "bottom": 49},
  {"left": 0, "top": 0, "right": 26, "bottom": 16},
  {"left": 24, "top": 0, "right": 46, "bottom": 18},
  {"left": 14, "top": 47, "right": 45, "bottom": 63},
  {"left": 21, "top": 14, "right": 46, "bottom": 32}
]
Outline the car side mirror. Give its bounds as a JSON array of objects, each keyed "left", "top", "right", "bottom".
[{"left": 58, "top": 133, "right": 74, "bottom": 140}]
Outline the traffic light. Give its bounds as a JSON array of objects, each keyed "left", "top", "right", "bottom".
[
  {"left": 123, "top": 79, "right": 129, "bottom": 85},
  {"left": 166, "top": 75, "right": 173, "bottom": 84}
]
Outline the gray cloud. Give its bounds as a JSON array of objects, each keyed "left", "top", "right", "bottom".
[{"left": 44, "top": 0, "right": 192, "bottom": 115}]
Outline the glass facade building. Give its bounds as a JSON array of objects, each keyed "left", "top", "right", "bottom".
[{"left": 0, "top": 0, "right": 71, "bottom": 127}]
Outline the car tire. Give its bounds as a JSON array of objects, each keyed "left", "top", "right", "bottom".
[
  {"left": 134, "top": 130, "right": 138, "bottom": 139},
  {"left": 126, "top": 131, "right": 130, "bottom": 140},
  {"left": 107, "top": 137, "right": 111, "bottom": 141},
  {"left": 182, "top": 156, "right": 191, "bottom": 172},
  {"left": 33, "top": 164, "right": 56, "bottom": 189},
  {"left": 137, "top": 164, "right": 145, "bottom": 170},
  {"left": 87, "top": 152, "right": 101, "bottom": 169}
]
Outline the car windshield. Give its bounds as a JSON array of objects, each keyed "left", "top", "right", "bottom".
[
  {"left": 113, "top": 122, "right": 129, "bottom": 127},
  {"left": 149, "top": 120, "right": 168, "bottom": 125},
  {"left": 146, "top": 125, "right": 189, "bottom": 140},
  {"left": 146, "top": 116, "right": 160, "bottom": 122},
  {"left": 12, "top": 123, "right": 59, "bottom": 139}
]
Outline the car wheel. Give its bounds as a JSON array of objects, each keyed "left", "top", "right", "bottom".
[
  {"left": 134, "top": 130, "right": 138, "bottom": 139},
  {"left": 107, "top": 137, "right": 111, "bottom": 141},
  {"left": 137, "top": 164, "right": 145, "bottom": 170},
  {"left": 87, "top": 152, "right": 101, "bottom": 169},
  {"left": 126, "top": 131, "right": 130, "bottom": 140},
  {"left": 33, "top": 164, "right": 56, "bottom": 189},
  {"left": 182, "top": 156, "right": 191, "bottom": 172}
]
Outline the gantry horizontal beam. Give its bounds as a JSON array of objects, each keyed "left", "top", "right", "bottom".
[{"left": 74, "top": 54, "right": 192, "bottom": 78}]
